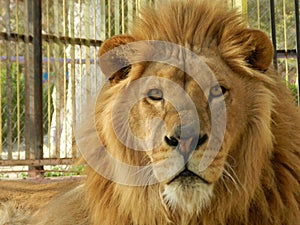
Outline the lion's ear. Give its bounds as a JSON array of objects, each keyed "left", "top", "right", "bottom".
[
  {"left": 98, "top": 35, "right": 136, "bottom": 84},
  {"left": 221, "top": 29, "right": 274, "bottom": 72},
  {"left": 244, "top": 29, "right": 274, "bottom": 71}
]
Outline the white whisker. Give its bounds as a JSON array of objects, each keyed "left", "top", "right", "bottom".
[{"left": 222, "top": 162, "right": 244, "bottom": 194}]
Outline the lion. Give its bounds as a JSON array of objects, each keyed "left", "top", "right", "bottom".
[{"left": 1, "top": 0, "right": 300, "bottom": 224}]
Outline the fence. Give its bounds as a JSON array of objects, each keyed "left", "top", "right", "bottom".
[
  {"left": 0, "top": 0, "right": 147, "bottom": 176},
  {"left": 0, "top": 0, "right": 299, "bottom": 176}
]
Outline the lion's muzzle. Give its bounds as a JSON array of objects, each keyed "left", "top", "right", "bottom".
[{"left": 165, "top": 124, "right": 208, "bottom": 162}]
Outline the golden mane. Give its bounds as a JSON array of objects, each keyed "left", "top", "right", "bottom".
[
  {"left": 83, "top": 1, "right": 300, "bottom": 225},
  {"left": 132, "top": 0, "right": 273, "bottom": 74}
]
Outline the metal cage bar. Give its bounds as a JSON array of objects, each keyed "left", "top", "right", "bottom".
[{"left": 270, "top": 0, "right": 278, "bottom": 68}]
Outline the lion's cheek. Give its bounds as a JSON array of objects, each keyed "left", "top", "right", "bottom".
[{"left": 187, "top": 151, "right": 226, "bottom": 182}]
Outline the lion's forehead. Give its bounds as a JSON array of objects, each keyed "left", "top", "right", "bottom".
[{"left": 137, "top": 61, "right": 234, "bottom": 107}]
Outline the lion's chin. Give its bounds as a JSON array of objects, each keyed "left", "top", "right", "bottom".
[{"left": 160, "top": 175, "right": 213, "bottom": 215}]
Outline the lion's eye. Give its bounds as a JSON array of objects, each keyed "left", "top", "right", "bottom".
[
  {"left": 147, "top": 88, "right": 164, "bottom": 101},
  {"left": 210, "top": 85, "right": 227, "bottom": 98}
]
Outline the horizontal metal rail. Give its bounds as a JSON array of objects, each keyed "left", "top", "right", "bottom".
[
  {"left": 0, "top": 158, "right": 75, "bottom": 167},
  {"left": 0, "top": 55, "right": 98, "bottom": 64},
  {"left": 0, "top": 170, "right": 84, "bottom": 174},
  {"left": 0, "top": 32, "right": 102, "bottom": 47}
]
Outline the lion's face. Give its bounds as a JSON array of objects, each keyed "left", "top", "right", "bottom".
[
  {"left": 94, "top": 27, "right": 275, "bottom": 214},
  {"left": 98, "top": 47, "right": 260, "bottom": 214},
  {"left": 125, "top": 58, "right": 249, "bottom": 213},
  {"left": 92, "top": 8, "right": 274, "bottom": 216}
]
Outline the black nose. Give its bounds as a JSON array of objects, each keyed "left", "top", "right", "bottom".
[{"left": 164, "top": 125, "right": 208, "bottom": 161}]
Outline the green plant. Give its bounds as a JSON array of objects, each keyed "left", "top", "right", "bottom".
[
  {"left": 1, "top": 63, "right": 54, "bottom": 146},
  {"left": 43, "top": 165, "right": 85, "bottom": 177},
  {"left": 0, "top": 173, "right": 9, "bottom": 179},
  {"left": 44, "top": 165, "right": 63, "bottom": 177},
  {"left": 64, "top": 165, "right": 86, "bottom": 176},
  {"left": 1, "top": 64, "right": 25, "bottom": 145},
  {"left": 18, "top": 172, "right": 28, "bottom": 179}
]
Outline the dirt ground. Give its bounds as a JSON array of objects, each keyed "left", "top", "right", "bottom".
[{"left": 0, "top": 177, "right": 84, "bottom": 211}]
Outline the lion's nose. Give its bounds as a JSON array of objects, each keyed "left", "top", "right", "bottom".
[{"left": 164, "top": 125, "right": 208, "bottom": 162}]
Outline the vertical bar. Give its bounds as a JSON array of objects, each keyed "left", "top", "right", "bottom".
[
  {"left": 24, "top": 0, "right": 32, "bottom": 161},
  {"left": 270, "top": 0, "right": 278, "bottom": 69},
  {"left": 257, "top": 0, "right": 261, "bottom": 29},
  {"left": 5, "top": 0, "right": 13, "bottom": 160},
  {"left": 114, "top": 0, "right": 120, "bottom": 35},
  {"left": 93, "top": 0, "right": 97, "bottom": 41},
  {"left": 283, "top": 0, "right": 289, "bottom": 84},
  {"left": 93, "top": 0, "right": 98, "bottom": 89},
  {"left": 78, "top": 0, "right": 83, "bottom": 122},
  {"left": 16, "top": 0, "right": 21, "bottom": 159},
  {"left": 233, "top": 0, "right": 247, "bottom": 20},
  {"left": 46, "top": 0, "right": 51, "bottom": 158},
  {"left": 70, "top": 0, "right": 77, "bottom": 159},
  {"left": 108, "top": 0, "right": 111, "bottom": 37},
  {"left": 121, "top": 0, "right": 125, "bottom": 34},
  {"left": 84, "top": 0, "right": 91, "bottom": 103},
  {"left": 128, "top": 0, "right": 133, "bottom": 34},
  {"left": 100, "top": 0, "right": 106, "bottom": 40},
  {"left": 53, "top": 0, "right": 61, "bottom": 157},
  {"left": 241, "top": 0, "right": 248, "bottom": 22},
  {"left": 295, "top": 0, "right": 300, "bottom": 106},
  {"left": 63, "top": 0, "right": 68, "bottom": 157},
  {"left": 32, "top": 0, "right": 43, "bottom": 172},
  {"left": 25, "top": 0, "right": 43, "bottom": 175}
]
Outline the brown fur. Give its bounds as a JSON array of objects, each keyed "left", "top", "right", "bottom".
[
  {"left": 84, "top": 1, "right": 300, "bottom": 224},
  {"left": 1, "top": 1, "right": 300, "bottom": 225}
]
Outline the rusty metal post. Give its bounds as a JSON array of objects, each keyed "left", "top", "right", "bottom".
[
  {"left": 25, "top": 0, "right": 43, "bottom": 176},
  {"left": 32, "top": 0, "right": 43, "bottom": 174}
]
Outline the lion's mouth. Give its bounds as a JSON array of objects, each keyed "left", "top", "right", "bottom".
[{"left": 168, "top": 169, "right": 210, "bottom": 185}]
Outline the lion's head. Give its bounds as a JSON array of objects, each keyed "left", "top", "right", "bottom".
[{"left": 76, "top": 1, "right": 300, "bottom": 224}]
